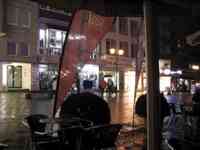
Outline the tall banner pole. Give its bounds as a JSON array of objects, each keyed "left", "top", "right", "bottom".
[
  {"left": 53, "top": 10, "right": 77, "bottom": 117},
  {"left": 144, "top": 1, "right": 161, "bottom": 150},
  {"left": 133, "top": 18, "right": 145, "bottom": 127}
]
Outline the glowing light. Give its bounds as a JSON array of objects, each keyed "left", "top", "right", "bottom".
[
  {"left": 163, "top": 69, "right": 171, "bottom": 75},
  {"left": 39, "top": 29, "right": 45, "bottom": 40},
  {"left": 192, "top": 65, "right": 199, "bottom": 70},
  {"left": 177, "top": 70, "right": 182, "bottom": 74},
  {"left": 118, "top": 49, "right": 124, "bottom": 56},
  {"left": 161, "top": 69, "right": 182, "bottom": 75},
  {"left": 56, "top": 31, "right": 62, "bottom": 40},
  {"left": 109, "top": 48, "right": 116, "bottom": 55},
  {"left": 38, "top": 64, "right": 47, "bottom": 72},
  {"left": 68, "top": 34, "right": 86, "bottom": 40}
]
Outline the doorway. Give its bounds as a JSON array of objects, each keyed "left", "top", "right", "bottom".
[{"left": 7, "top": 65, "right": 22, "bottom": 88}]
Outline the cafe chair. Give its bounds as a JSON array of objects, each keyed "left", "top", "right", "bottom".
[
  {"left": 58, "top": 125, "right": 84, "bottom": 150},
  {"left": 83, "top": 124, "right": 122, "bottom": 150},
  {"left": 25, "top": 114, "right": 61, "bottom": 150}
]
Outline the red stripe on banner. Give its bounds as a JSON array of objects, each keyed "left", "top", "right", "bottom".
[{"left": 56, "top": 10, "right": 114, "bottom": 111}]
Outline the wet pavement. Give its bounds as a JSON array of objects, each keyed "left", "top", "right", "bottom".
[{"left": 0, "top": 92, "right": 145, "bottom": 150}]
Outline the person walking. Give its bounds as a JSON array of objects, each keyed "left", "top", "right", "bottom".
[
  {"left": 99, "top": 79, "right": 107, "bottom": 98},
  {"left": 107, "top": 78, "right": 114, "bottom": 97}
]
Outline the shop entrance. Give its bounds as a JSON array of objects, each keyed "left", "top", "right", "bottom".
[{"left": 7, "top": 65, "right": 22, "bottom": 88}]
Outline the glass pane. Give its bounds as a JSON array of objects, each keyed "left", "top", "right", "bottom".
[
  {"left": 20, "top": 42, "right": 28, "bottom": 56},
  {"left": 7, "top": 65, "right": 13, "bottom": 88},
  {"left": 40, "top": 29, "right": 45, "bottom": 48},
  {"left": 13, "top": 66, "right": 22, "bottom": 88},
  {"left": 7, "top": 41, "right": 16, "bottom": 55}
]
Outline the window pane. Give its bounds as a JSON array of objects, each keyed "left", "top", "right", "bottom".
[
  {"left": 49, "top": 29, "right": 56, "bottom": 47},
  {"left": 112, "top": 22, "right": 116, "bottom": 32},
  {"left": 48, "top": 29, "right": 63, "bottom": 49},
  {"left": 130, "top": 20, "right": 138, "bottom": 37},
  {"left": 106, "top": 39, "right": 116, "bottom": 54},
  {"left": 7, "top": 41, "right": 16, "bottom": 55},
  {"left": 7, "top": 6, "right": 17, "bottom": 25},
  {"left": 119, "top": 17, "right": 128, "bottom": 35},
  {"left": 20, "top": 42, "right": 29, "bottom": 56},
  {"left": 21, "top": 10, "right": 31, "bottom": 27},
  {"left": 40, "top": 29, "right": 45, "bottom": 48},
  {"left": 131, "top": 44, "right": 136, "bottom": 58}
]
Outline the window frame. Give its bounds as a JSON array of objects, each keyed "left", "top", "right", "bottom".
[{"left": 7, "top": 41, "right": 17, "bottom": 56}]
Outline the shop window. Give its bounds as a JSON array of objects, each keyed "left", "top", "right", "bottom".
[
  {"left": 119, "top": 41, "right": 128, "bottom": 57},
  {"left": 7, "top": 41, "right": 17, "bottom": 56},
  {"left": 119, "top": 17, "right": 128, "bottom": 35},
  {"left": 106, "top": 39, "right": 116, "bottom": 54},
  {"left": 19, "top": 42, "right": 29, "bottom": 56}
]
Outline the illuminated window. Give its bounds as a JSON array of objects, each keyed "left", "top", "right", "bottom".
[
  {"left": 39, "top": 29, "right": 45, "bottom": 48},
  {"left": 48, "top": 29, "right": 65, "bottom": 49},
  {"left": 39, "top": 28, "right": 66, "bottom": 56}
]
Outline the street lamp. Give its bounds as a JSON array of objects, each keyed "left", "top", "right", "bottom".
[{"left": 109, "top": 48, "right": 124, "bottom": 91}]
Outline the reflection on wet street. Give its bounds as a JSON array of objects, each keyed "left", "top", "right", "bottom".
[
  {"left": 107, "top": 92, "right": 144, "bottom": 126},
  {"left": 0, "top": 92, "right": 144, "bottom": 149}
]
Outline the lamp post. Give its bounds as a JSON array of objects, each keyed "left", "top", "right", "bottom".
[{"left": 109, "top": 48, "right": 124, "bottom": 91}]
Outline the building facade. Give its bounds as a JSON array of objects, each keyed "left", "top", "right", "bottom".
[
  {"left": 0, "top": 0, "right": 38, "bottom": 91},
  {"left": 97, "top": 17, "right": 142, "bottom": 93},
  {"left": 0, "top": 1, "right": 182, "bottom": 94},
  {"left": 0, "top": 0, "right": 71, "bottom": 91},
  {"left": 37, "top": 4, "right": 70, "bottom": 90}
]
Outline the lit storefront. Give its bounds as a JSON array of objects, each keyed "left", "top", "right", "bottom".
[
  {"left": 0, "top": 62, "right": 31, "bottom": 91},
  {"left": 38, "top": 64, "right": 58, "bottom": 90},
  {"left": 79, "top": 64, "right": 99, "bottom": 90}
]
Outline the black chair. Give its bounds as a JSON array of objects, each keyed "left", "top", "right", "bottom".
[
  {"left": 25, "top": 114, "right": 61, "bottom": 150},
  {"left": 58, "top": 125, "right": 84, "bottom": 150},
  {"left": 83, "top": 124, "right": 122, "bottom": 150}
]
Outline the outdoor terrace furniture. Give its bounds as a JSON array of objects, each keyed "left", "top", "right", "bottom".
[
  {"left": 25, "top": 114, "right": 61, "bottom": 150},
  {"left": 83, "top": 124, "right": 122, "bottom": 150}
]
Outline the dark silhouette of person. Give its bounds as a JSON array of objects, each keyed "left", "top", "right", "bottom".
[
  {"left": 60, "top": 92, "right": 111, "bottom": 125},
  {"left": 135, "top": 93, "right": 170, "bottom": 150},
  {"left": 135, "top": 93, "right": 170, "bottom": 121},
  {"left": 192, "top": 88, "right": 200, "bottom": 104}
]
